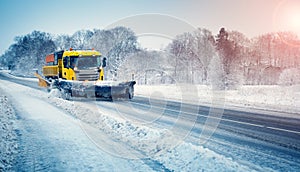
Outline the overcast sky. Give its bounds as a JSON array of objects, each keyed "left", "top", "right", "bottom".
[{"left": 1, "top": 0, "right": 300, "bottom": 54}]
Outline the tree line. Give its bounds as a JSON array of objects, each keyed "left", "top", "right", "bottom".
[
  {"left": 0, "top": 27, "right": 138, "bottom": 79},
  {"left": 1, "top": 27, "right": 300, "bottom": 89},
  {"left": 118, "top": 27, "right": 300, "bottom": 88}
]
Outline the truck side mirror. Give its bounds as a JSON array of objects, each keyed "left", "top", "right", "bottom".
[{"left": 102, "top": 57, "right": 107, "bottom": 68}]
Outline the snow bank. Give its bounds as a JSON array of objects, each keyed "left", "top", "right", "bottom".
[
  {"left": 40, "top": 98, "right": 252, "bottom": 171},
  {"left": 156, "top": 142, "right": 251, "bottom": 171},
  {"left": 0, "top": 79, "right": 255, "bottom": 171},
  {"left": 0, "top": 94, "right": 18, "bottom": 171},
  {"left": 0, "top": 70, "right": 38, "bottom": 82},
  {"left": 135, "top": 84, "right": 300, "bottom": 115},
  {"left": 1, "top": 75, "right": 297, "bottom": 170}
]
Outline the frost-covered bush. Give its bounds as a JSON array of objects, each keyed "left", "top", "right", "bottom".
[
  {"left": 225, "top": 66, "right": 244, "bottom": 90},
  {"left": 278, "top": 68, "right": 300, "bottom": 86},
  {"left": 208, "top": 54, "right": 243, "bottom": 90}
]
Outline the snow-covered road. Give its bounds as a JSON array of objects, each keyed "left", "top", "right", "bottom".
[
  {"left": 90, "top": 96, "right": 300, "bottom": 171},
  {"left": 0, "top": 79, "right": 154, "bottom": 171},
  {"left": 1, "top": 71, "right": 300, "bottom": 171},
  {"left": 0, "top": 73, "right": 254, "bottom": 171}
]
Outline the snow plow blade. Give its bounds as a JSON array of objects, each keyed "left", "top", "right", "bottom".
[
  {"left": 34, "top": 72, "right": 50, "bottom": 88},
  {"left": 58, "top": 80, "right": 136, "bottom": 100}
]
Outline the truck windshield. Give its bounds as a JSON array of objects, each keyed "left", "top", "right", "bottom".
[{"left": 70, "top": 56, "right": 101, "bottom": 70}]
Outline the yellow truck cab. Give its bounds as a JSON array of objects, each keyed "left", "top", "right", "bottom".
[
  {"left": 37, "top": 48, "right": 135, "bottom": 100},
  {"left": 42, "top": 48, "right": 106, "bottom": 81}
]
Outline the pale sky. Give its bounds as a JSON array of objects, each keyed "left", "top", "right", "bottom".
[{"left": 1, "top": 0, "right": 300, "bottom": 54}]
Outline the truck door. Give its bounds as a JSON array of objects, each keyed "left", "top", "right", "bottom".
[{"left": 62, "top": 57, "right": 70, "bottom": 80}]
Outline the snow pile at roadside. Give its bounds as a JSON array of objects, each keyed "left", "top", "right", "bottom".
[
  {"left": 156, "top": 142, "right": 251, "bottom": 171},
  {"left": 47, "top": 88, "right": 62, "bottom": 98},
  {"left": 2, "top": 79, "right": 253, "bottom": 171},
  {"left": 0, "top": 94, "right": 18, "bottom": 171},
  {"left": 0, "top": 70, "right": 38, "bottom": 82},
  {"left": 41, "top": 97, "right": 252, "bottom": 171},
  {"left": 0, "top": 76, "right": 277, "bottom": 171},
  {"left": 135, "top": 84, "right": 300, "bottom": 114}
]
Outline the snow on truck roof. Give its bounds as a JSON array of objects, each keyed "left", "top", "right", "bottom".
[{"left": 62, "top": 49, "right": 102, "bottom": 57}]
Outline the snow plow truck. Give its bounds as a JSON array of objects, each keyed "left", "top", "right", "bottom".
[{"left": 35, "top": 48, "right": 136, "bottom": 100}]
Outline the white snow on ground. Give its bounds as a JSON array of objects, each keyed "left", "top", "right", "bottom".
[
  {"left": 0, "top": 79, "right": 154, "bottom": 171},
  {"left": 45, "top": 93, "right": 253, "bottom": 171},
  {"left": 5, "top": 70, "right": 300, "bottom": 114},
  {"left": 0, "top": 90, "right": 18, "bottom": 171},
  {"left": 5, "top": 71, "right": 299, "bottom": 171},
  {"left": 43, "top": 92, "right": 253, "bottom": 171},
  {"left": 0, "top": 70, "right": 38, "bottom": 82},
  {"left": 135, "top": 84, "right": 300, "bottom": 116},
  {"left": 156, "top": 143, "right": 249, "bottom": 171},
  {"left": 0, "top": 77, "right": 255, "bottom": 171},
  {"left": 1, "top": 72, "right": 299, "bottom": 170}
]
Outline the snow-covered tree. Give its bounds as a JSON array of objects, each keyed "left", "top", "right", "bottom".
[
  {"left": 54, "top": 34, "right": 72, "bottom": 50},
  {"left": 208, "top": 54, "right": 225, "bottom": 90},
  {"left": 117, "top": 50, "right": 175, "bottom": 84},
  {"left": 54, "top": 30, "right": 94, "bottom": 50},
  {"left": 190, "top": 28, "right": 215, "bottom": 84},
  {"left": 1, "top": 27, "right": 300, "bottom": 87},
  {"left": 88, "top": 27, "right": 139, "bottom": 79},
  {"left": 168, "top": 28, "right": 215, "bottom": 84},
  {"left": 70, "top": 30, "right": 94, "bottom": 49},
  {"left": 0, "top": 31, "right": 56, "bottom": 76},
  {"left": 245, "top": 32, "right": 300, "bottom": 84},
  {"left": 215, "top": 28, "right": 243, "bottom": 88}
]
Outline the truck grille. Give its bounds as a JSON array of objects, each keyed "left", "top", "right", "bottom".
[{"left": 75, "top": 70, "right": 99, "bottom": 81}]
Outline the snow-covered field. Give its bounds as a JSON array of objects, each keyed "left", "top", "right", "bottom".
[{"left": 135, "top": 84, "right": 300, "bottom": 115}]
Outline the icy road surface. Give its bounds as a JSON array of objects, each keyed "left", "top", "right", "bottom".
[
  {"left": 1, "top": 71, "right": 300, "bottom": 171},
  {"left": 0, "top": 73, "right": 254, "bottom": 171},
  {"left": 0, "top": 80, "right": 154, "bottom": 171}
]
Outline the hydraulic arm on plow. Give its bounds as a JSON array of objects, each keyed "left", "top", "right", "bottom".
[{"left": 35, "top": 48, "right": 135, "bottom": 100}]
